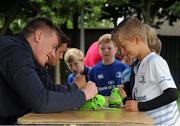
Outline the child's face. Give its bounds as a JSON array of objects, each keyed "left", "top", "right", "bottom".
[
  {"left": 116, "top": 37, "right": 139, "bottom": 61},
  {"left": 68, "top": 60, "right": 84, "bottom": 74},
  {"left": 99, "top": 42, "right": 117, "bottom": 62}
]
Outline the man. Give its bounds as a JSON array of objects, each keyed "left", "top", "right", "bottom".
[
  {"left": 37, "top": 31, "right": 86, "bottom": 91},
  {"left": 0, "top": 17, "right": 97, "bottom": 124},
  {"left": 48, "top": 31, "right": 70, "bottom": 65}
]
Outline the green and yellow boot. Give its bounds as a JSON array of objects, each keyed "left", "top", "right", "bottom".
[
  {"left": 80, "top": 94, "right": 105, "bottom": 110},
  {"left": 108, "top": 87, "right": 122, "bottom": 107}
]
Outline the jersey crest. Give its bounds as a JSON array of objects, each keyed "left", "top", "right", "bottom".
[
  {"left": 139, "top": 75, "right": 145, "bottom": 85},
  {"left": 116, "top": 71, "right": 122, "bottom": 78},
  {"left": 97, "top": 74, "right": 104, "bottom": 79}
]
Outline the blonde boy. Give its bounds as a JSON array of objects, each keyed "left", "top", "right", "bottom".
[
  {"left": 112, "top": 17, "right": 179, "bottom": 125},
  {"left": 89, "top": 34, "right": 128, "bottom": 96},
  {"left": 64, "top": 48, "right": 91, "bottom": 85},
  {"left": 119, "top": 24, "right": 163, "bottom": 106}
]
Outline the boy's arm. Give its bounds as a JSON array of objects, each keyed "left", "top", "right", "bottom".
[
  {"left": 138, "top": 88, "right": 178, "bottom": 111},
  {"left": 123, "top": 81, "right": 132, "bottom": 98}
]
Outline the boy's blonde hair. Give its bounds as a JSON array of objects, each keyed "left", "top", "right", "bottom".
[
  {"left": 98, "top": 34, "right": 115, "bottom": 45},
  {"left": 145, "top": 24, "right": 162, "bottom": 55},
  {"left": 111, "top": 17, "right": 147, "bottom": 45},
  {"left": 64, "top": 48, "right": 84, "bottom": 65}
]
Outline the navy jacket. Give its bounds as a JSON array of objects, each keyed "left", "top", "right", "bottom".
[
  {"left": 0, "top": 35, "right": 86, "bottom": 124},
  {"left": 36, "top": 64, "right": 79, "bottom": 93}
]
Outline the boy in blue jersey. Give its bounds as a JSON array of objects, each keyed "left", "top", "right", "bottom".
[
  {"left": 64, "top": 48, "right": 91, "bottom": 86},
  {"left": 89, "top": 34, "right": 128, "bottom": 96}
]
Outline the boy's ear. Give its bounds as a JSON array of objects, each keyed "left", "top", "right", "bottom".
[{"left": 134, "top": 35, "right": 141, "bottom": 45}]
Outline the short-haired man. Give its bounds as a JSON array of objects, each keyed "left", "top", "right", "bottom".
[{"left": 0, "top": 17, "right": 97, "bottom": 124}]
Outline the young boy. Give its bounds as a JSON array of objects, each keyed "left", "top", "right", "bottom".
[
  {"left": 64, "top": 48, "right": 91, "bottom": 85},
  {"left": 89, "top": 34, "right": 128, "bottom": 96},
  {"left": 112, "top": 17, "right": 179, "bottom": 125},
  {"left": 84, "top": 40, "right": 124, "bottom": 67},
  {"left": 120, "top": 24, "right": 162, "bottom": 102}
]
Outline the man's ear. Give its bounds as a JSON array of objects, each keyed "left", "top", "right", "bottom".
[{"left": 34, "top": 30, "right": 43, "bottom": 43}]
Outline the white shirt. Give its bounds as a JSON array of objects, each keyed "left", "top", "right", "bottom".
[{"left": 133, "top": 52, "right": 180, "bottom": 125}]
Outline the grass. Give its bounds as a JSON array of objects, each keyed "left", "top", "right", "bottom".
[{"left": 178, "top": 90, "right": 180, "bottom": 111}]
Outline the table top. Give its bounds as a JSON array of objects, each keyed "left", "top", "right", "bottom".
[{"left": 18, "top": 108, "right": 154, "bottom": 126}]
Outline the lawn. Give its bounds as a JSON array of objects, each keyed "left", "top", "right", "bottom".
[{"left": 178, "top": 90, "right": 180, "bottom": 111}]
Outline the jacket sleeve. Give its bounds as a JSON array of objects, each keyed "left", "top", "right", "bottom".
[
  {"left": 37, "top": 67, "right": 78, "bottom": 93},
  {"left": 7, "top": 46, "right": 86, "bottom": 113}
]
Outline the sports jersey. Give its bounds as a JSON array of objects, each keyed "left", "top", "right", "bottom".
[
  {"left": 67, "top": 66, "right": 91, "bottom": 83},
  {"left": 89, "top": 59, "right": 128, "bottom": 96},
  {"left": 133, "top": 52, "right": 180, "bottom": 125}
]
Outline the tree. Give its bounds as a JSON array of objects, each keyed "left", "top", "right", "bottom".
[
  {"left": 0, "top": 0, "right": 31, "bottom": 35},
  {"left": 101, "top": 0, "right": 179, "bottom": 28},
  {"left": 169, "top": 1, "right": 180, "bottom": 23}
]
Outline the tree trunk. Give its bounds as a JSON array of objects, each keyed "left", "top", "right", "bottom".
[{"left": 71, "top": 12, "right": 80, "bottom": 48}]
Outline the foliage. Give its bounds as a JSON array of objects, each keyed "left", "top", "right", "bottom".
[
  {"left": 169, "top": 1, "right": 180, "bottom": 17},
  {"left": 1, "top": 0, "right": 180, "bottom": 35},
  {"left": 84, "top": 0, "right": 113, "bottom": 28},
  {"left": 101, "top": 0, "right": 179, "bottom": 28}
]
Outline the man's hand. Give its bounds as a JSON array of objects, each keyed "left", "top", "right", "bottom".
[
  {"left": 74, "top": 74, "right": 86, "bottom": 89},
  {"left": 81, "top": 81, "right": 98, "bottom": 100},
  {"left": 123, "top": 100, "right": 139, "bottom": 112}
]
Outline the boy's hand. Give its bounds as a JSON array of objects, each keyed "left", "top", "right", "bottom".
[
  {"left": 118, "top": 85, "right": 127, "bottom": 99},
  {"left": 74, "top": 74, "right": 86, "bottom": 89},
  {"left": 81, "top": 81, "right": 98, "bottom": 100},
  {"left": 123, "top": 100, "right": 138, "bottom": 112}
]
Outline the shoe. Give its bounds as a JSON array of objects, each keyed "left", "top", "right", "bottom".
[
  {"left": 80, "top": 94, "right": 105, "bottom": 110},
  {"left": 108, "top": 87, "right": 122, "bottom": 107}
]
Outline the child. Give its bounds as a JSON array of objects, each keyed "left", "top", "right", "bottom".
[
  {"left": 84, "top": 36, "right": 124, "bottom": 67},
  {"left": 89, "top": 34, "right": 128, "bottom": 96},
  {"left": 120, "top": 24, "right": 162, "bottom": 103},
  {"left": 64, "top": 48, "right": 91, "bottom": 85},
  {"left": 111, "top": 17, "right": 180, "bottom": 125}
]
